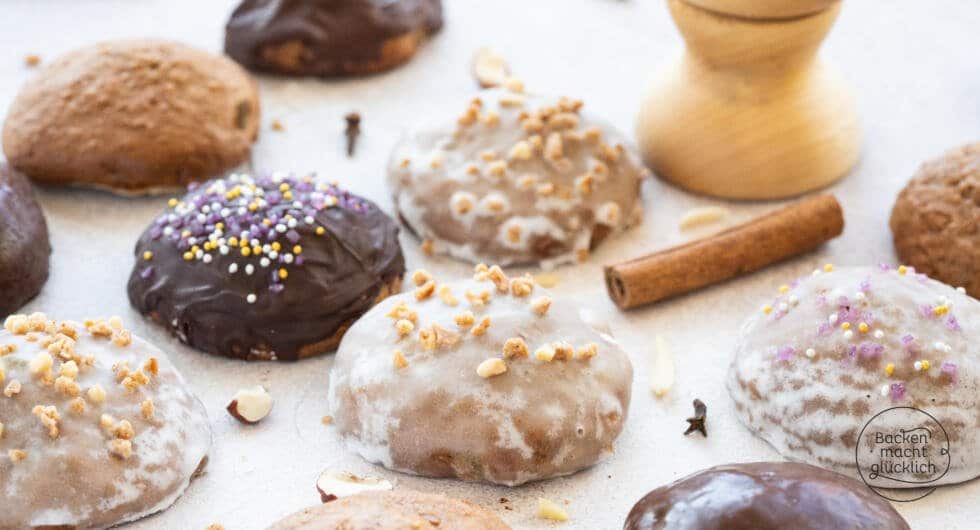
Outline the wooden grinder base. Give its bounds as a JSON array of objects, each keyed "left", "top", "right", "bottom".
[{"left": 636, "top": 0, "right": 861, "bottom": 200}]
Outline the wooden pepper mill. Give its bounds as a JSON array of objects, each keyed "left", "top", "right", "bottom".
[{"left": 636, "top": 0, "right": 861, "bottom": 199}]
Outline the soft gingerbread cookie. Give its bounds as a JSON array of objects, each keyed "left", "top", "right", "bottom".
[
  {"left": 3, "top": 39, "right": 259, "bottom": 195},
  {"left": 727, "top": 265, "right": 978, "bottom": 486},
  {"left": 0, "top": 164, "right": 50, "bottom": 317},
  {"left": 389, "top": 86, "right": 646, "bottom": 267},
  {"left": 890, "top": 142, "right": 980, "bottom": 298},
  {"left": 268, "top": 490, "right": 511, "bottom": 530},
  {"left": 0, "top": 313, "right": 211, "bottom": 529},
  {"left": 625, "top": 462, "right": 910, "bottom": 530},
  {"left": 225, "top": 0, "right": 443, "bottom": 77},
  {"left": 329, "top": 265, "right": 633, "bottom": 485}
]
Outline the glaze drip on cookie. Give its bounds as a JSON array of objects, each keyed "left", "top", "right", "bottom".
[
  {"left": 389, "top": 84, "right": 646, "bottom": 267},
  {"left": 728, "top": 265, "right": 979, "bottom": 485},
  {"left": 329, "top": 264, "right": 633, "bottom": 485},
  {"left": 0, "top": 313, "right": 210, "bottom": 529},
  {"left": 127, "top": 173, "right": 405, "bottom": 361}
]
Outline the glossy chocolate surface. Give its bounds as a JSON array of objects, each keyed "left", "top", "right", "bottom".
[
  {"left": 0, "top": 163, "right": 50, "bottom": 316},
  {"left": 127, "top": 173, "right": 404, "bottom": 360},
  {"left": 624, "top": 462, "right": 910, "bottom": 530}
]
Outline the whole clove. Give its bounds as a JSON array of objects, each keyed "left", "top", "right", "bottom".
[
  {"left": 344, "top": 112, "right": 361, "bottom": 157},
  {"left": 684, "top": 398, "right": 707, "bottom": 437}
]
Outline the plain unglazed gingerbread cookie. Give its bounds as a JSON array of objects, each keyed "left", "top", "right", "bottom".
[
  {"left": 328, "top": 265, "right": 633, "bottom": 486},
  {"left": 0, "top": 313, "right": 211, "bottom": 528},
  {"left": 267, "top": 490, "right": 511, "bottom": 530},
  {"left": 2, "top": 39, "right": 259, "bottom": 195},
  {"left": 890, "top": 142, "right": 980, "bottom": 298},
  {"left": 388, "top": 86, "right": 647, "bottom": 267},
  {"left": 727, "top": 265, "right": 978, "bottom": 486}
]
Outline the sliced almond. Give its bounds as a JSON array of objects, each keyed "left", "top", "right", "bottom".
[
  {"left": 650, "top": 336, "right": 675, "bottom": 397},
  {"left": 472, "top": 47, "right": 510, "bottom": 88},
  {"left": 679, "top": 206, "right": 729, "bottom": 230},
  {"left": 316, "top": 470, "right": 393, "bottom": 503},
  {"left": 537, "top": 497, "right": 569, "bottom": 521}
]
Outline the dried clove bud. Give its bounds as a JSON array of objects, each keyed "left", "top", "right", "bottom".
[
  {"left": 684, "top": 398, "right": 707, "bottom": 437},
  {"left": 344, "top": 112, "right": 361, "bottom": 157}
]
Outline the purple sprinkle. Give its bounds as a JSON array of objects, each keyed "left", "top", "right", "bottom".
[
  {"left": 860, "top": 278, "right": 871, "bottom": 292},
  {"left": 816, "top": 295, "right": 827, "bottom": 307},
  {"left": 901, "top": 334, "right": 915, "bottom": 345},
  {"left": 941, "top": 361, "right": 958, "bottom": 383},
  {"left": 776, "top": 346, "right": 795, "bottom": 362},
  {"left": 919, "top": 304, "right": 934, "bottom": 318},
  {"left": 269, "top": 284, "right": 285, "bottom": 293},
  {"left": 140, "top": 266, "right": 154, "bottom": 280},
  {"left": 877, "top": 263, "right": 892, "bottom": 271},
  {"left": 295, "top": 256, "right": 305, "bottom": 266},
  {"left": 858, "top": 342, "right": 884, "bottom": 359},
  {"left": 846, "top": 345, "right": 857, "bottom": 359},
  {"left": 889, "top": 382, "right": 906, "bottom": 401},
  {"left": 946, "top": 316, "right": 961, "bottom": 332},
  {"left": 837, "top": 296, "right": 850, "bottom": 308},
  {"left": 285, "top": 229, "right": 301, "bottom": 243},
  {"left": 818, "top": 323, "right": 832, "bottom": 336},
  {"left": 917, "top": 273, "right": 928, "bottom": 282},
  {"left": 149, "top": 227, "right": 163, "bottom": 240}
]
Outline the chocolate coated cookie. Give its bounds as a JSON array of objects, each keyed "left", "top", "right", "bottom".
[
  {"left": 225, "top": 0, "right": 443, "bottom": 77},
  {"left": 0, "top": 163, "right": 50, "bottom": 316}
]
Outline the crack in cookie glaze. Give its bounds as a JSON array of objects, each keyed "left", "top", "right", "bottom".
[
  {"left": 127, "top": 173, "right": 405, "bottom": 361},
  {"left": 624, "top": 462, "right": 910, "bottom": 530},
  {"left": 328, "top": 265, "right": 633, "bottom": 485},
  {"left": 225, "top": 0, "right": 443, "bottom": 77},
  {"left": 389, "top": 86, "right": 647, "bottom": 267},
  {"left": 727, "top": 265, "right": 979, "bottom": 485},
  {"left": 0, "top": 313, "right": 210, "bottom": 529},
  {"left": 0, "top": 164, "right": 50, "bottom": 317}
]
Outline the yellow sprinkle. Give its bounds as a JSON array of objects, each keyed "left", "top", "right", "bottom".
[
  {"left": 762, "top": 305, "right": 773, "bottom": 315},
  {"left": 841, "top": 322, "right": 851, "bottom": 330},
  {"left": 191, "top": 245, "right": 200, "bottom": 253},
  {"left": 278, "top": 268, "right": 288, "bottom": 280},
  {"left": 778, "top": 285, "right": 790, "bottom": 294},
  {"left": 248, "top": 202, "right": 259, "bottom": 212},
  {"left": 933, "top": 305, "right": 949, "bottom": 316},
  {"left": 252, "top": 246, "right": 262, "bottom": 255},
  {"left": 858, "top": 322, "right": 869, "bottom": 333},
  {"left": 142, "top": 251, "right": 153, "bottom": 261},
  {"left": 316, "top": 227, "right": 325, "bottom": 236},
  {"left": 272, "top": 242, "right": 282, "bottom": 251},
  {"left": 167, "top": 198, "right": 178, "bottom": 207},
  {"left": 823, "top": 263, "right": 834, "bottom": 272},
  {"left": 181, "top": 230, "right": 191, "bottom": 238},
  {"left": 279, "top": 183, "right": 290, "bottom": 192},
  {"left": 885, "top": 364, "right": 895, "bottom": 376},
  {"left": 897, "top": 265, "right": 908, "bottom": 275},
  {"left": 215, "top": 222, "right": 224, "bottom": 230},
  {"left": 182, "top": 252, "right": 193, "bottom": 261},
  {"left": 240, "top": 247, "right": 251, "bottom": 257},
  {"left": 293, "top": 245, "right": 302, "bottom": 255},
  {"left": 229, "top": 237, "right": 239, "bottom": 246},
  {"left": 283, "top": 191, "right": 293, "bottom": 200},
  {"left": 262, "top": 218, "right": 272, "bottom": 226},
  {"left": 921, "top": 360, "right": 930, "bottom": 370}
]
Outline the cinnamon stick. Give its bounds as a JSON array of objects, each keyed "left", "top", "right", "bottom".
[{"left": 605, "top": 194, "right": 844, "bottom": 310}]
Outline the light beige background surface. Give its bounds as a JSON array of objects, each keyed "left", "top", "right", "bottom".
[{"left": 1, "top": 0, "right": 977, "bottom": 528}]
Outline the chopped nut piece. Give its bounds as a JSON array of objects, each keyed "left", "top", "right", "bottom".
[
  {"left": 503, "top": 338, "right": 529, "bottom": 359},
  {"left": 577, "top": 342, "right": 598, "bottom": 360},
  {"left": 465, "top": 289, "right": 491, "bottom": 307},
  {"left": 414, "top": 279, "right": 436, "bottom": 301},
  {"left": 112, "top": 329, "right": 132, "bottom": 347},
  {"left": 32, "top": 405, "right": 61, "bottom": 438},
  {"left": 411, "top": 269, "right": 433, "bottom": 287},
  {"left": 121, "top": 371, "right": 149, "bottom": 392},
  {"left": 4, "top": 314, "right": 29, "bottom": 334},
  {"left": 487, "top": 160, "right": 508, "bottom": 178},
  {"left": 438, "top": 285, "right": 459, "bottom": 306},
  {"left": 679, "top": 206, "right": 729, "bottom": 230},
  {"left": 486, "top": 265, "right": 510, "bottom": 292},
  {"left": 553, "top": 342, "right": 574, "bottom": 361},
  {"left": 510, "top": 276, "right": 535, "bottom": 297},
  {"left": 455, "top": 311, "right": 476, "bottom": 328},
  {"left": 109, "top": 439, "right": 133, "bottom": 459},
  {"left": 421, "top": 239, "right": 435, "bottom": 255},
  {"left": 0, "top": 422, "right": 3, "bottom": 438},
  {"left": 386, "top": 302, "right": 418, "bottom": 323},
  {"left": 499, "top": 93, "right": 525, "bottom": 107},
  {"left": 321, "top": 415, "right": 333, "bottom": 425},
  {"left": 87, "top": 384, "right": 107, "bottom": 404},
  {"left": 537, "top": 498, "right": 569, "bottom": 521},
  {"left": 535, "top": 345, "right": 556, "bottom": 362},
  {"left": 481, "top": 111, "right": 500, "bottom": 127},
  {"left": 530, "top": 296, "right": 552, "bottom": 316},
  {"left": 544, "top": 132, "right": 564, "bottom": 160},
  {"left": 472, "top": 47, "right": 510, "bottom": 88},
  {"left": 113, "top": 420, "right": 135, "bottom": 440},
  {"left": 8, "top": 449, "right": 26, "bottom": 462},
  {"left": 393, "top": 350, "right": 409, "bottom": 369},
  {"left": 25, "top": 54, "right": 41, "bottom": 67},
  {"left": 271, "top": 119, "right": 285, "bottom": 131},
  {"left": 395, "top": 319, "right": 415, "bottom": 337},
  {"left": 68, "top": 397, "right": 86, "bottom": 414},
  {"left": 4, "top": 380, "right": 22, "bottom": 397},
  {"left": 29, "top": 351, "right": 54, "bottom": 377},
  {"left": 509, "top": 140, "right": 533, "bottom": 161},
  {"left": 418, "top": 327, "right": 437, "bottom": 350},
  {"left": 317, "top": 470, "right": 393, "bottom": 503},
  {"left": 141, "top": 399, "right": 155, "bottom": 419},
  {"left": 504, "top": 77, "right": 525, "bottom": 93},
  {"left": 575, "top": 173, "right": 595, "bottom": 196},
  {"left": 54, "top": 376, "right": 81, "bottom": 397},
  {"left": 536, "top": 182, "right": 555, "bottom": 196},
  {"left": 651, "top": 336, "right": 675, "bottom": 397},
  {"left": 470, "top": 316, "right": 492, "bottom": 337},
  {"left": 60, "top": 360, "right": 79, "bottom": 379},
  {"left": 100, "top": 413, "right": 116, "bottom": 431},
  {"left": 143, "top": 357, "right": 159, "bottom": 376},
  {"left": 0, "top": 343, "right": 16, "bottom": 356},
  {"left": 476, "top": 358, "right": 507, "bottom": 378},
  {"left": 227, "top": 386, "right": 274, "bottom": 424}
]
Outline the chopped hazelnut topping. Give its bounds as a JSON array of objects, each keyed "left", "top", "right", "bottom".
[
  {"left": 486, "top": 265, "right": 510, "bottom": 292},
  {"left": 479, "top": 150, "right": 497, "bottom": 162},
  {"left": 4, "top": 314, "right": 29, "bottom": 334},
  {"left": 85, "top": 318, "right": 114, "bottom": 338},
  {"left": 421, "top": 239, "right": 435, "bottom": 255},
  {"left": 455, "top": 311, "right": 476, "bottom": 328},
  {"left": 576, "top": 248, "right": 590, "bottom": 262},
  {"left": 465, "top": 290, "right": 491, "bottom": 307},
  {"left": 99, "top": 414, "right": 116, "bottom": 431},
  {"left": 476, "top": 358, "right": 507, "bottom": 378},
  {"left": 0, "top": 343, "right": 16, "bottom": 356},
  {"left": 321, "top": 415, "right": 333, "bottom": 425},
  {"left": 393, "top": 350, "right": 409, "bottom": 369},
  {"left": 510, "top": 276, "right": 535, "bottom": 297},
  {"left": 121, "top": 371, "right": 149, "bottom": 393},
  {"left": 577, "top": 343, "right": 598, "bottom": 360},
  {"left": 470, "top": 317, "right": 492, "bottom": 337},
  {"left": 474, "top": 263, "right": 490, "bottom": 274},
  {"left": 531, "top": 296, "right": 552, "bottom": 316},
  {"left": 69, "top": 397, "right": 87, "bottom": 414},
  {"left": 487, "top": 160, "right": 508, "bottom": 178},
  {"left": 143, "top": 357, "right": 159, "bottom": 376},
  {"left": 458, "top": 105, "right": 479, "bottom": 126},
  {"left": 504, "top": 77, "right": 525, "bottom": 93},
  {"left": 536, "top": 182, "right": 555, "bottom": 196},
  {"left": 465, "top": 164, "right": 481, "bottom": 177},
  {"left": 87, "top": 384, "right": 107, "bottom": 404},
  {"left": 112, "top": 329, "right": 132, "bottom": 347},
  {"left": 386, "top": 302, "right": 418, "bottom": 324},
  {"left": 429, "top": 154, "right": 445, "bottom": 169},
  {"left": 550, "top": 112, "right": 580, "bottom": 130},
  {"left": 113, "top": 420, "right": 135, "bottom": 440},
  {"left": 8, "top": 449, "right": 26, "bottom": 462},
  {"left": 32, "top": 405, "right": 61, "bottom": 438},
  {"left": 506, "top": 224, "right": 522, "bottom": 244},
  {"left": 414, "top": 280, "right": 436, "bottom": 301},
  {"left": 395, "top": 319, "right": 415, "bottom": 337},
  {"left": 27, "top": 312, "right": 48, "bottom": 332},
  {"left": 499, "top": 93, "right": 526, "bottom": 107},
  {"left": 109, "top": 439, "right": 133, "bottom": 459},
  {"left": 438, "top": 285, "right": 459, "bottom": 306},
  {"left": 522, "top": 117, "right": 544, "bottom": 133},
  {"left": 418, "top": 327, "right": 437, "bottom": 350},
  {"left": 509, "top": 140, "right": 533, "bottom": 161},
  {"left": 399, "top": 157, "right": 411, "bottom": 168},
  {"left": 29, "top": 351, "right": 54, "bottom": 378},
  {"left": 0, "top": 366, "right": 3, "bottom": 386},
  {"left": 205, "top": 524, "right": 225, "bottom": 530},
  {"left": 553, "top": 342, "right": 574, "bottom": 361},
  {"left": 575, "top": 173, "right": 595, "bottom": 196},
  {"left": 60, "top": 360, "right": 79, "bottom": 379},
  {"left": 597, "top": 142, "right": 622, "bottom": 164},
  {"left": 535, "top": 345, "right": 556, "bottom": 362},
  {"left": 481, "top": 111, "right": 501, "bottom": 127},
  {"left": 544, "top": 133, "right": 564, "bottom": 160},
  {"left": 503, "top": 338, "right": 529, "bottom": 359},
  {"left": 411, "top": 269, "right": 433, "bottom": 287},
  {"left": 4, "top": 380, "right": 22, "bottom": 397},
  {"left": 54, "top": 376, "right": 81, "bottom": 397},
  {"left": 141, "top": 399, "right": 155, "bottom": 419},
  {"left": 517, "top": 175, "right": 537, "bottom": 189}
]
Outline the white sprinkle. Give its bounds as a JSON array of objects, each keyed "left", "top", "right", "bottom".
[
  {"left": 778, "top": 303, "right": 788, "bottom": 312},
  {"left": 287, "top": 218, "right": 298, "bottom": 228},
  {"left": 188, "top": 237, "right": 197, "bottom": 245},
  {"left": 788, "top": 296, "right": 799, "bottom": 306},
  {"left": 202, "top": 254, "right": 213, "bottom": 263},
  {"left": 219, "top": 246, "right": 230, "bottom": 255},
  {"left": 304, "top": 216, "right": 314, "bottom": 225},
  {"left": 260, "top": 257, "right": 271, "bottom": 267},
  {"left": 283, "top": 254, "right": 294, "bottom": 264},
  {"left": 262, "top": 244, "right": 271, "bottom": 253},
  {"left": 914, "top": 361, "right": 923, "bottom": 371},
  {"left": 843, "top": 330, "right": 854, "bottom": 340},
  {"left": 275, "top": 225, "right": 287, "bottom": 233},
  {"left": 163, "top": 226, "right": 174, "bottom": 236},
  {"left": 229, "top": 263, "right": 238, "bottom": 274},
  {"left": 874, "top": 330, "right": 884, "bottom": 339},
  {"left": 245, "top": 264, "right": 255, "bottom": 275},
  {"left": 880, "top": 385, "right": 889, "bottom": 397},
  {"left": 269, "top": 251, "right": 279, "bottom": 259},
  {"left": 828, "top": 314, "right": 838, "bottom": 324},
  {"left": 197, "top": 213, "right": 206, "bottom": 223},
  {"left": 195, "top": 250, "right": 204, "bottom": 259},
  {"left": 805, "top": 348, "right": 816, "bottom": 358},
  {"left": 221, "top": 208, "right": 231, "bottom": 217},
  {"left": 855, "top": 292, "right": 866, "bottom": 301},
  {"left": 250, "top": 238, "right": 260, "bottom": 248},
  {"left": 246, "top": 294, "right": 257, "bottom": 304},
  {"left": 956, "top": 286, "right": 966, "bottom": 294},
  {"left": 811, "top": 269, "right": 821, "bottom": 276}
]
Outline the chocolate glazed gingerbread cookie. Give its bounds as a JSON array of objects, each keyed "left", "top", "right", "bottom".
[
  {"left": 225, "top": 0, "right": 443, "bottom": 77},
  {"left": 127, "top": 173, "right": 404, "bottom": 360},
  {"left": 0, "top": 163, "right": 50, "bottom": 316}
]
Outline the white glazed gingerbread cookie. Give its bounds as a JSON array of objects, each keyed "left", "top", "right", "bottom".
[
  {"left": 388, "top": 84, "right": 646, "bottom": 267},
  {"left": 328, "top": 265, "right": 633, "bottom": 485},
  {"left": 727, "top": 265, "right": 978, "bottom": 486},
  {"left": 0, "top": 313, "right": 211, "bottom": 528}
]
